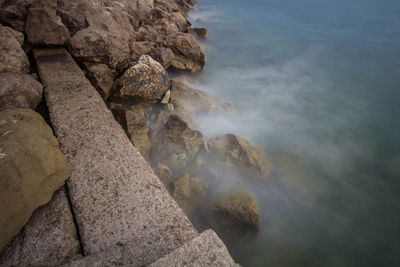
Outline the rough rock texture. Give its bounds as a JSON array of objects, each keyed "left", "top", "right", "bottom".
[
  {"left": 151, "top": 47, "right": 174, "bottom": 69},
  {"left": 165, "top": 32, "right": 205, "bottom": 72},
  {"left": 210, "top": 191, "right": 260, "bottom": 235},
  {"left": 150, "top": 230, "right": 239, "bottom": 267},
  {"left": 150, "top": 115, "right": 204, "bottom": 175},
  {"left": 172, "top": 173, "right": 207, "bottom": 217},
  {"left": 114, "top": 55, "right": 169, "bottom": 104},
  {"left": 208, "top": 133, "right": 270, "bottom": 178},
  {"left": 191, "top": 27, "right": 207, "bottom": 39},
  {"left": 0, "top": 72, "right": 43, "bottom": 111},
  {"left": 170, "top": 79, "right": 217, "bottom": 114},
  {"left": 0, "top": 24, "right": 30, "bottom": 73},
  {"left": 34, "top": 48, "right": 198, "bottom": 265},
  {"left": 125, "top": 105, "right": 151, "bottom": 161},
  {"left": 83, "top": 62, "right": 114, "bottom": 100},
  {"left": 0, "top": 108, "right": 70, "bottom": 251},
  {"left": 0, "top": 0, "right": 33, "bottom": 32},
  {"left": 25, "top": 0, "right": 71, "bottom": 45},
  {"left": 3, "top": 26, "right": 24, "bottom": 45},
  {"left": 0, "top": 187, "right": 81, "bottom": 266}
]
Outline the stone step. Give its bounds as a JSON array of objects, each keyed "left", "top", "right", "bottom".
[{"left": 33, "top": 48, "right": 198, "bottom": 265}]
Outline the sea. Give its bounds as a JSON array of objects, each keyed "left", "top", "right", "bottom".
[{"left": 182, "top": 0, "right": 400, "bottom": 266}]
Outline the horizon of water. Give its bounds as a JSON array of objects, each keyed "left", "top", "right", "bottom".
[{"left": 184, "top": 0, "right": 400, "bottom": 266}]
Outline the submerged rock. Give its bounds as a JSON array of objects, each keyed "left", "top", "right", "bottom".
[
  {"left": 0, "top": 109, "right": 70, "bottom": 251},
  {"left": 0, "top": 25, "right": 30, "bottom": 73},
  {"left": 208, "top": 134, "right": 270, "bottom": 179},
  {"left": 114, "top": 55, "right": 170, "bottom": 104},
  {"left": 0, "top": 72, "right": 43, "bottom": 111}
]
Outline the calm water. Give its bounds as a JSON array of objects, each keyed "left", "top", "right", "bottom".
[{"left": 186, "top": 0, "right": 400, "bottom": 266}]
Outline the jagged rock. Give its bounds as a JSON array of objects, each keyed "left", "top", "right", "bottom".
[
  {"left": 210, "top": 191, "right": 260, "bottom": 235},
  {"left": 3, "top": 26, "right": 24, "bottom": 45},
  {"left": 114, "top": 55, "right": 169, "bottom": 104},
  {"left": 150, "top": 115, "right": 203, "bottom": 175},
  {"left": 161, "top": 90, "right": 170, "bottom": 104},
  {"left": 172, "top": 173, "right": 207, "bottom": 217},
  {"left": 0, "top": 0, "right": 33, "bottom": 32},
  {"left": 170, "top": 80, "right": 217, "bottom": 114},
  {"left": 137, "top": 25, "right": 163, "bottom": 42},
  {"left": 165, "top": 32, "right": 205, "bottom": 72},
  {"left": 0, "top": 108, "right": 70, "bottom": 251},
  {"left": 151, "top": 47, "right": 174, "bottom": 69},
  {"left": 0, "top": 187, "right": 81, "bottom": 266},
  {"left": 191, "top": 27, "right": 207, "bottom": 39},
  {"left": 0, "top": 72, "right": 43, "bottom": 111},
  {"left": 56, "top": 0, "right": 89, "bottom": 36},
  {"left": 126, "top": 105, "right": 151, "bottom": 161},
  {"left": 208, "top": 134, "right": 270, "bottom": 179},
  {"left": 130, "top": 41, "right": 157, "bottom": 62},
  {"left": 25, "top": 0, "right": 71, "bottom": 45},
  {"left": 147, "top": 9, "right": 190, "bottom": 34},
  {"left": 0, "top": 24, "right": 30, "bottom": 73},
  {"left": 83, "top": 62, "right": 114, "bottom": 100}
]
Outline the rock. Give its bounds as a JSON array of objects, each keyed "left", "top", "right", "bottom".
[
  {"left": 208, "top": 134, "right": 270, "bottom": 179},
  {"left": 0, "top": 0, "right": 33, "bottom": 32},
  {"left": 191, "top": 27, "right": 207, "bottom": 39},
  {"left": 0, "top": 108, "right": 70, "bottom": 251},
  {"left": 150, "top": 115, "right": 203, "bottom": 175},
  {"left": 210, "top": 191, "right": 260, "bottom": 235},
  {"left": 83, "top": 62, "right": 114, "bottom": 100},
  {"left": 114, "top": 55, "right": 170, "bottom": 104},
  {"left": 222, "top": 102, "right": 236, "bottom": 112},
  {"left": 56, "top": 0, "right": 89, "bottom": 36},
  {"left": 172, "top": 173, "right": 207, "bottom": 217},
  {"left": 0, "top": 24, "right": 30, "bottom": 73},
  {"left": 3, "top": 26, "right": 24, "bottom": 45},
  {"left": 125, "top": 105, "right": 151, "bottom": 161},
  {"left": 0, "top": 187, "right": 81, "bottom": 266},
  {"left": 0, "top": 72, "right": 43, "bottom": 111},
  {"left": 130, "top": 41, "right": 157, "bottom": 62},
  {"left": 165, "top": 32, "right": 205, "bottom": 72},
  {"left": 161, "top": 90, "right": 170, "bottom": 104},
  {"left": 153, "top": 163, "right": 173, "bottom": 193},
  {"left": 151, "top": 47, "right": 174, "bottom": 69},
  {"left": 25, "top": 0, "right": 71, "bottom": 45},
  {"left": 170, "top": 80, "right": 217, "bottom": 114}
]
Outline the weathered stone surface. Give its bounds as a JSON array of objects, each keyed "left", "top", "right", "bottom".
[
  {"left": 150, "top": 230, "right": 239, "bottom": 267},
  {"left": 170, "top": 79, "right": 217, "bottom": 114},
  {"left": 114, "top": 55, "right": 169, "bottom": 104},
  {"left": 125, "top": 105, "right": 151, "bottom": 161},
  {"left": 172, "top": 173, "right": 207, "bottom": 217},
  {"left": 165, "top": 32, "right": 205, "bottom": 72},
  {"left": 0, "top": 0, "right": 33, "bottom": 32},
  {"left": 191, "top": 27, "right": 207, "bottom": 39},
  {"left": 3, "top": 26, "right": 24, "bottom": 45},
  {"left": 0, "top": 24, "right": 29, "bottom": 73},
  {"left": 150, "top": 115, "right": 203, "bottom": 175},
  {"left": 34, "top": 48, "right": 198, "bottom": 265},
  {"left": 25, "top": 0, "right": 71, "bottom": 45},
  {"left": 83, "top": 62, "right": 114, "bottom": 100},
  {"left": 0, "top": 72, "right": 43, "bottom": 111},
  {"left": 0, "top": 108, "right": 70, "bottom": 251},
  {"left": 0, "top": 187, "right": 81, "bottom": 266},
  {"left": 151, "top": 47, "right": 174, "bottom": 69},
  {"left": 154, "top": 163, "right": 173, "bottom": 183},
  {"left": 56, "top": 0, "right": 88, "bottom": 36},
  {"left": 208, "top": 133, "right": 271, "bottom": 179},
  {"left": 210, "top": 191, "right": 260, "bottom": 235}
]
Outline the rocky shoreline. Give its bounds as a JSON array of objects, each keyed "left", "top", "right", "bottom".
[{"left": 0, "top": 0, "right": 271, "bottom": 265}]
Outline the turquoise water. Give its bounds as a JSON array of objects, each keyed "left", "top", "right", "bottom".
[{"left": 187, "top": 0, "right": 400, "bottom": 266}]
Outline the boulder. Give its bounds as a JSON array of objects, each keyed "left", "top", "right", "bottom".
[
  {"left": 3, "top": 26, "right": 24, "bottom": 45},
  {"left": 25, "top": 0, "right": 71, "bottom": 45},
  {"left": 83, "top": 62, "right": 114, "bottom": 100},
  {"left": 165, "top": 32, "right": 205, "bottom": 72},
  {"left": 0, "top": 109, "right": 70, "bottom": 251},
  {"left": 56, "top": 0, "right": 89, "bottom": 36},
  {"left": 125, "top": 105, "right": 151, "bottom": 161},
  {"left": 170, "top": 80, "right": 217, "bottom": 114},
  {"left": 0, "top": 24, "right": 30, "bottom": 73},
  {"left": 150, "top": 115, "right": 203, "bottom": 175},
  {"left": 208, "top": 134, "right": 270, "bottom": 179},
  {"left": 114, "top": 55, "right": 169, "bottom": 104},
  {"left": 153, "top": 163, "right": 173, "bottom": 194},
  {"left": 191, "top": 27, "right": 207, "bottom": 39},
  {"left": 0, "top": 187, "right": 81, "bottom": 266},
  {"left": 130, "top": 41, "right": 157, "bottom": 62},
  {"left": 0, "top": 72, "right": 43, "bottom": 111},
  {"left": 0, "top": 0, "right": 33, "bottom": 32},
  {"left": 172, "top": 173, "right": 207, "bottom": 217},
  {"left": 210, "top": 191, "right": 260, "bottom": 235}
]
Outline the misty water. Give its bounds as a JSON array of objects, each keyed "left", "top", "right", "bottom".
[{"left": 180, "top": 0, "right": 400, "bottom": 266}]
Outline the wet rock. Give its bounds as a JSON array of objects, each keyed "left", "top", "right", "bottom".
[
  {"left": 208, "top": 134, "right": 270, "bottom": 179},
  {"left": 210, "top": 191, "right": 260, "bottom": 235},
  {"left": 0, "top": 24, "right": 30, "bottom": 73},
  {"left": 0, "top": 187, "right": 81, "bottom": 266},
  {"left": 0, "top": 72, "right": 43, "bottom": 111},
  {"left": 114, "top": 55, "right": 170, "bottom": 104},
  {"left": 0, "top": 0, "right": 33, "bottom": 32},
  {"left": 191, "top": 27, "right": 207, "bottom": 39},
  {"left": 170, "top": 80, "right": 217, "bottom": 114},
  {"left": 0, "top": 108, "right": 70, "bottom": 251},
  {"left": 165, "top": 32, "right": 205, "bottom": 72},
  {"left": 172, "top": 173, "right": 207, "bottom": 217},
  {"left": 150, "top": 115, "right": 203, "bottom": 175},
  {"left": 25, "top": 0, "right": 71, "bottom": 45},
  {"left": 83, "top": 62, "right": 114, "bottom": 100}
]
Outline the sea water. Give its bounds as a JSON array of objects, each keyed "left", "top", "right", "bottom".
[{"left": 185, "top": 0, "right": 400, "bottom": 266}]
